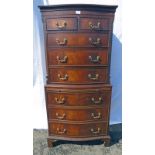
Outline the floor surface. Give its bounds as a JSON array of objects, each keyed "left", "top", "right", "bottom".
[{"left": 33, "top": 124, "right": 122, "bottom": 155}]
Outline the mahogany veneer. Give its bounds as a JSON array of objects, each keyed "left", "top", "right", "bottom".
[
  {"left": 48, "top": 107, "right": 109, "bottom": 122},
  {"left": 46, "top": 17, "right": 78, "bottom": 31},
  {"left": 49, "top": 121, "right": 108, "bottom": 137},
  {"left": 46, "top": 88, "right": 111, "bottom": 106},
  {"left": 39, "top": 4, "right": 117, "bottom": 147},
  {"left": 48, "top": 67, "right": 108, "bottom": 84},
  {"left": 47, "top": 48, "right": 109, "bottom": 66},
  {"left": 47, "top": 33, "right": 109, "bottom": 47}
]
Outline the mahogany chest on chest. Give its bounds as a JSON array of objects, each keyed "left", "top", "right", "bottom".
[{"left": 39, "top": 4, "right": 117, "bottom": 147}]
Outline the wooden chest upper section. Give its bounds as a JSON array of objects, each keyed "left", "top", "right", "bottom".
[
  {"left": 39, "top": 4, "right": 117, "bottom": 32},
  {"left": 39, "top": 4, "right": 117, "bottom": 84}
]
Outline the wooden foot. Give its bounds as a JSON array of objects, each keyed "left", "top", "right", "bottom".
[
  {"left": 47, "top": 138, "right": 54, "bottom": 147},
  {"left": 102, "top": 135, "right": 111, "bottom": 147}
]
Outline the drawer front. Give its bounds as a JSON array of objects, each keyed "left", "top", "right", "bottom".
[
  {"left": 49, "top": 122, "right": 108, "bottom": 137},
  {"left": 47, "top": 33, "right": 109, "bottom": 47},
  {"left": 80, "top": 17, "right": 110, "bottom": 31},
  {"left": 48, "top": 68, "right": 108, "bottom": 84},
  {"left": 46, "top": 91, "right": 111, "bottom": 106},
  {"left": 46, "top": 17, "right": 78, "bottom": 31},
  {"left": 48, "top": 107, "right": 108, "bottom": 121},
  {"left": 47, "top": 48, "right": 108, "bottom": 66}
]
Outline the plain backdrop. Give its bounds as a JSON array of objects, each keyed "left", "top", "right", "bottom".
[{"left": 33, "top": 0, "right": 122, "bottom": 129}]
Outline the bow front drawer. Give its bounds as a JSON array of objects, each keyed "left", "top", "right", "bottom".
[
  {"left": 80, "top": 17, "right": 110, "bottom": 31},
  {"left": 48, "top": 107, "right": 108, "bottom": 122},
  {"left": 49, "top": 122, "right": 108, "bottom": 137},
  {"left": 47, "top": 48, "right": 109, "bottom": 66},
  {"left": 47, "top": 33, "right": 109, "bottom": 47},
  {"left": 46, "top": 89, "right": 111, "bottom": 106},
  {"left": 46, "top": 17, "right": 78, "bottom": 31},
  {"left": 48, "top": 67, "right": 108, "bottom": 84}
]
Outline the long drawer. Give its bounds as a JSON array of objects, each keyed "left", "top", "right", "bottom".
[
  {"left": 48, "top": 107, "right": 108, "bottom": 122},
  {"left": 48, "top": 67, "right": 108, "bottom": 84},
  {"left": 47, "top": 33, "right": 109, "bottom": 47},
  {"left": 46, "top": 89, "right": 111, "bottom": 106},
  {"left": 47, "top": 48, "right": 109, "bottom": 66},
  {"left": 49, "top": 122, "right": 108, "bottom": 137}
]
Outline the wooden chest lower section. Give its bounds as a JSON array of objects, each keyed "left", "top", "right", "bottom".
[{"left": 45, "top": 84, "right": 112, "bottom": 140}]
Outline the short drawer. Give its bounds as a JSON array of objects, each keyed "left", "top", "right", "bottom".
[
  {"left": 49, "top": 122, "right": 108, "bottom": 137},
  {"left": 47, "top": 48, "right": 109, "bottom": 66},
  {"left": 80, "top": 17, "right": 110, "bottom": 31},
  {"left": 47, "top": 33, "right": 109, "bottom": 47},
  {"left": 46, "top": 17, "right": 78, "bottom": 31},
  {"left": 46, "top": 90, "right": 111, "bottom": 106},
  {"left": 48, "top": 107, "right": 108, "bottom": 122},
  {"left": 48, "top": 67, "right": 108, "bottom": 84}
]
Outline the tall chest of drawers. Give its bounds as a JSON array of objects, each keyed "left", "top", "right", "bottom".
[{"left": 39, "top": 4, "right": 117, "bottom": 147}]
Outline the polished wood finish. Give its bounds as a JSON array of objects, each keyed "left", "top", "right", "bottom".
[
  {"left": 47, "top": 48, "right": 109, "bottom": 66},
  {"left": 45, "top": 83, "right": 112, "bottom": 90},
  {"left": 46, "top": 89, "right": 111, "bottom": 106},
  {"left": 48, "top": 67, "right": 108, "bottom": 84},
  {"left": 46, "top": 17, "right": 78, "bottom": 31},
  {"left": 48, "top": 107, "right": 109, "bottom": 122},
  {"left": 49, "top": 121, "right": 108, "bottom": 137},
  {"left": 39, "top": 4, "right": 117, "bottom": 147},
  {"left": 80, "top": 17, "right": 110, "bottom": 31},
  {"left": 47, "top": 33, "right": 109, "bottom": 47}
]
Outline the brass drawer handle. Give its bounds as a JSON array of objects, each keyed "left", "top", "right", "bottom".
[
  {"left": 89, "top": 56, "right": 100, "bottom": 63},
  {"left": 56, "top": 128, "right": 67, "bottom": 134},
  {"left": 89, "top": 22, "right": 100, "bottom": 30},
  {"left": 91, "top": 112, "right": 101, "bottom": 119},
  {"left": 91, "top": 97, "right": 102, "bottom": 104},
  {"left": 56, "top": 38, "right": 67, "bottom": 45},
  {"left": 56, "top": 113, "right": 66, "bottom": 120},
  {"left": 89, "top": 38, "right": 101, "bottom": 46},
  {"left": 55, "top": 97, "right": 65, "bottom": 104},
  {"left": 57, "top": 56, "right": 68, "bottom": 63},
  {"left": 58, "top": 74, "right": 68, "bottom": 81},
  {"left": 90, "top": 128, "right": 101, "bottom": 134},
  {"left": 56, "top": 20, "right": 67, "bottom": 29},
  {"left": 88, "top": 74, "right": 99, "bottom": 80}
]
